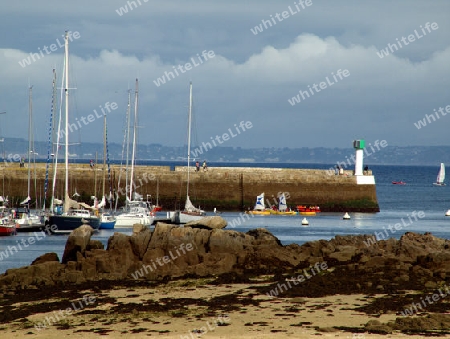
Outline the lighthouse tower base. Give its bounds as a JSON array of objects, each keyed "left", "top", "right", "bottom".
[{"left": 356, "top": 175, "right": 375, "bottom": 185}]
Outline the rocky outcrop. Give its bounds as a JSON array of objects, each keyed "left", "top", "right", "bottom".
[
  {"left": 0, "top": 224, "right": 302, "bottom": 291},
  {"left": 2, "top": 228, "right": 450, "bottom": 293},
  {"left": 364, "top": 314, "right": 450, "bottom": 335}
]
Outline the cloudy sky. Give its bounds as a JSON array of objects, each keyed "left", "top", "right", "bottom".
[{"left": 0, "top": 0, "right": 449, "bottom": 150}]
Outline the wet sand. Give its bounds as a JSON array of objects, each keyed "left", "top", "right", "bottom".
[{"left": 0, "top": 275, "right": 433, "bottom": 338}]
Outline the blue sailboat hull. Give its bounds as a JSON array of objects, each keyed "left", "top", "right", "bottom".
[
  {"left": 99, "top": 220, "right": 116, "bottom": 229},
  {"left": 48, "top": 215, "right": 100, "bottom": 234}
]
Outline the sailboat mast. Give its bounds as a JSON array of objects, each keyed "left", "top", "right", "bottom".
[
  {"left": 102, "top": 114, "right": 106, "bottom": 199},
  {"left": 125, "top": 89, "right": 131, "bottom": 204},
  {"left": 63, "top": 31, "right": 70, "bottom": 212},
  {"left": 115, "top": 89, "right": 131, "bottom": 212},
  {"left": 51, "top": 61, "right": 66, "bottom": 212},
  {"left": 27, "top": 85, "right": 33, "bottom": 202},
  {"left": 186, "top": 82, "right": 193, "bottom": 199},
  {"left": 130, "top": 78, "right": 138, "bottom": 201},
  {"left": 0, "top": 112, "right": 5, "bottom": 199},
  {"left": 105, "top": 116, "right": 113, "bottom": 209},
  {"left": 156, "top": 178, "right": 159, "bottom": 207},
  {"left": 94, "top": 151, "right": 98, "bottom": 196}
]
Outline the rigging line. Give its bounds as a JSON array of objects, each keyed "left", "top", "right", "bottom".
[
  {"left": 105, "top": 117, "right": 113, "bottom": 209},
  {"left": 43, "top": 69, "right": 57, "bottom": 210}
]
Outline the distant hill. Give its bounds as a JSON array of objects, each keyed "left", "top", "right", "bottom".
[{"left": 0, "top": 137, "right": 447, "bottom": 166}]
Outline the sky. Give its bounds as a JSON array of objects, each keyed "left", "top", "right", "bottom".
[{"left": 0, "top": 0, "right": 449, "bottom": 150}]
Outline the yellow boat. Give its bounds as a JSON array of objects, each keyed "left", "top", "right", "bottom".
[
  {"left": 246, "top": 193, "right": 271, "bottom": 215},
  {"left": 269, "top": 209, "right": 297, "bottom": 215},
  {"left": 277, "top": 210, "right": 298, "bottom": 216},
  {"left": 247, "top": 210, "right": 271, "bottom": 215},
  {"left": 274, "top": 192, "right": 297, "bottom": 215},
  {"left": 299, "top": 211, "right": 316, "bottom": 216}
]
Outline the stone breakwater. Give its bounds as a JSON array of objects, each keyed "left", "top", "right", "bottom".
[{"left": 0, "top": 163, "right": 379, "bottom": 212}]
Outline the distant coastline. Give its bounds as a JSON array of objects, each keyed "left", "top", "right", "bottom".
[{"left": 1, "top": 137, "right": 449, "bottom": 166}]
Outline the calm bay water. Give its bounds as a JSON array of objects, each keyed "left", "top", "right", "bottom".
[{"left": 1, "top": 163, "right": 449, "bottom": 274}]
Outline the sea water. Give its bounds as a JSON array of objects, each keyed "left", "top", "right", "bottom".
[{"left": 1, "top": 163, "right": 449, "bottom": 274}]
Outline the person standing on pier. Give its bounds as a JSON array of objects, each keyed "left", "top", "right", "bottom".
[{"left": 203, "top": 160, "right": 208, "bottom": 172}]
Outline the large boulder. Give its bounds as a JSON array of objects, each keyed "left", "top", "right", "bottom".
[
  {"left": 31, "top": 252, "right": 59, "bottom": 266},
  {"left": 185, "top": 216, "right": 228, "bottom": 229},
  {"left": 61, "top": 225, "right": 95, "bottom": 264}
]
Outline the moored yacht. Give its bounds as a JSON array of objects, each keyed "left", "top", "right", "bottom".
[
  {"left": 47, "top": 31, "right": 100, "bottom": 234},
  {"left": 49, "top": 208, "right": 100, "bottom": 234},
  {"left": 115, "top": 200, "right": 154, "bottom": 227}
]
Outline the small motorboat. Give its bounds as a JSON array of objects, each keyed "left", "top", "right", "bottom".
[
  {"left": 0, "top": 216, "right": 16, "bottom": 236},
  {"left": 297, "top": 205, "right": 320, "bottom": 215},
  {"left": 99, "top": 213, "right": 116, "bottom": 229},
  {"left": 392, "top": 181, "right": 406, "bottom": 185}
]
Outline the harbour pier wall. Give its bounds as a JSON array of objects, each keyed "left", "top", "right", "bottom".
[{"left": 1, "top": 164, "right": 379, "bottom": 212}]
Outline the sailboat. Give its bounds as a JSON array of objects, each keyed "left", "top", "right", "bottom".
[
  {"left": 272, "top": 193, "right": 297, "bottom": 215},
  {"left": 47, "top": 31, "right": 100, "bottom": 234},
  {"left": 115, "top": 79, "right": 154, "bottom": 227},
  {"left": 168, "top": 82, "right": 206, "bottom": 224},
  {"left": 15, "top": 85, "right": 46, "bottom": 232},
  {"left": 246, "top": 193, "right": 270, "bottom": 215},
  {"left": 433, "top": 163, "right": 446, "bottom": 186},
  {"left": 0, "top": 188, "right": 15, "bottom": 236},
  {"left": 99, "top": 113, "right": 116, "bottom": 229}
]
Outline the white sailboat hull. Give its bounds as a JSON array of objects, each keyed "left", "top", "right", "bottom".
[
  {"left": 115, "top": 214, "right": 153, "bottom": 227},
  {"left": 15, "top": 214, "right": 43, "bottom": 226},
  {"left": 168, "top": 211, "right": 205, "bottom": 224}
]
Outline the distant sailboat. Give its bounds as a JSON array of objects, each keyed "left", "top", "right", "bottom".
[
  {"left": 168, "top": 82, "right": 206, "bottom": 224},
  {"left": 15, "top": 85, "right": 45, "bottom": 232},
  {"left": 433, "top": 163, "right": 446, "bottom": 186}
]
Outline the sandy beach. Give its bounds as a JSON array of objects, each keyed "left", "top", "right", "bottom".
[{"left": 0, "top": 275, "right": 436, "bottom": 339}]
